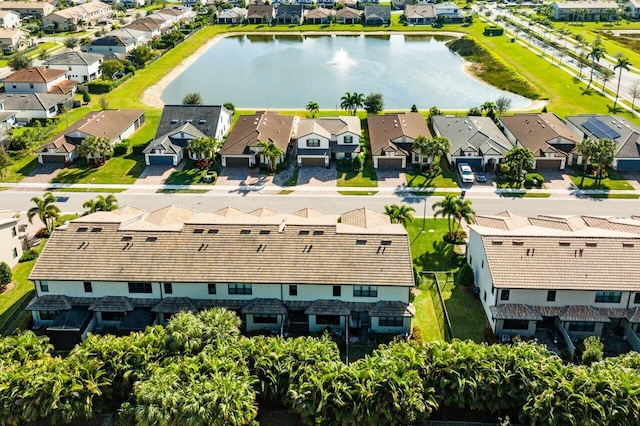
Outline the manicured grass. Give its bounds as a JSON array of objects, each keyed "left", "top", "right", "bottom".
[
  {"left": 283, "top": 168, "right": 299, "bottom": 187},
  {"left": 336, "top": 160, "right": 378, "bottom": 187},
  {"left": 568, "top": 169, "right": 634, "bottom": 190},
  {"left": 27, "top": 42, "right": 57, "bottom": 58},
  {"left": 52, "top": 154, "right": 146, "bottom": 185},
  {"left": 406, "top": 161, "right": 459, "bottom": 189},
  {"left": 440, "top": 280, "right": 488, "bottom": 342},
  {"left": 411, "top": 279, "right": 443, "bottom": 342},
  {"left": 407, "top": 218, "right": 461, "bottom": 272},
  {"left": 337, "top": 190, "right": 379, "bottom": 195},
  {"left": 584, "top": 193, "right": 640, "bottom": 199},
  {"left": 278, "top": 189, "right": 294, "bottom": 194},
  {"left": 410, "top": 190, "right": 463, "bottom": 196},
  {"left": 50, "top": 187, "right": 127, "bottom": 193},
  {"left": 0, "top": 153, "right": 39, "bottom": 183},
  {"left": 129, "top": 112, "right": 161, "bottom": 148},
  {"left": 156, "top": 188, "right": 210, "bottom": 194},
  {"left": 164, "top": 160, "right": 205, "bottom": 185}
]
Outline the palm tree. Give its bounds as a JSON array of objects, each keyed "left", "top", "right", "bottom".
[
  {"left": 411, "top": 135, "right": 430, "bottom": 172},
  {"left": 187, "top": 137, "right": 217, "bottom": 163},
  {"left": 503, "top": 146, "right": 535, "bottom": 182},
  {"left": 27, "top": 191, "right": 60, "bottom": 234},
  {"left": 306, "top": 101, "right": 319, "bottom": 118},
  {"left": 77, "top": 136, "right": 113, "bottom": 166},
  {"left": 613, "top": 56, "right": 632, "bottom": 110},
  {"left": 257, "top": 141, "right": 284, "bottom": 173},
  {"left": 432, "top": 195, "right": 475, "bottom": 241},
  {"left": 429, "top": 136, "right": 451, "bottom": 165},
  {"left": 591, "top": 138, "right": 617, "bottom": 184},
  {"left": 600, "top": 68, "right": 614, "bottom": 91},
  {"left": 480, "top": 101, "right": 496, "bottom": 117},
  {"left": 586, "top": 46, "right": 605, "bottom": 89},
  {"left": 340, "top": 92, "right": 364, "bottom": 116},
  {"left": 340, "top": 92, "right": 354, "bottom": 115},
  {"left": 383, "top": 204, "right": 415, "bottom": 227},
  {"left": 83, "top": 194, "right": 118, "bottom": 215},
  {"left": 576, "top": 137, "right": 597, "bottom": 173}
]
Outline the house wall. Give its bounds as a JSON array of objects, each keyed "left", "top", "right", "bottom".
[
  {"left": 0, "top": 12, "right": 21, "bottom": 28},
  {"left": 37, "top": 150, "right": 78, "bottom": 165},
  {"left": 11, "top": 107, "right": 57, "bottom": 122},
  {"left": 499, "top": 288, "right": 636, "bottom": 309},
  {"left": 370, "top": 316, "right": 411, "bottom": 333},
  {"left": 467, "top": 228, "right": 496, "bottom": 329},
  {"left": 298, "top": 133, "right": 330, "bottom": 150},
  {"left": 336, "top": 131, "right": 360, "bottom": 146},
  {"left": 308, "top": 314, "right": 346, "bottom": 332},
  {"left": 5, "top": 81, "right": 49, "bottom": 94},
  {"left": 495, "top": 319, "right": 536, "bottom": 337},
  {"left": 0, "top": 219, "right": 22, "bottom": 268},
  {"left": 246, "top": 313, "right": 284, "bottom": 331}
]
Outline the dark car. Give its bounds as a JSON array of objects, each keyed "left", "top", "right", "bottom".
[{"left": 475, "top": 171, "right": 487, "bottom": 183}]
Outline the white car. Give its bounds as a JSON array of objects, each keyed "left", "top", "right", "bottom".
[{"left": 458, "top": 163, "right": 475, "bottom": 183}]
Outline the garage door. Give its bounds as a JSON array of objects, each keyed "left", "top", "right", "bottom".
[
  {"left": 455, "top": 158, "right": 482, "bottom": 170},
  {"left": 225, "top": 157, "right": 250, "bottom": 167},
  {"left": 147, "top": 155, "right": 174, "bottom": 165},
  {"left": 301, "top": 157, "right": 326, "bottom": 167},
  {"left": 535, "top": 159, "right": 563, "bottom": 170},
  {"left": 40, "top": 154, "right": 66, "bottom": 163},
  {"left": 616, "top": 159, "right": 640, "bottom": 171},
  {"left": 377, "top": 158, "right": 403, "bottom": 168}
]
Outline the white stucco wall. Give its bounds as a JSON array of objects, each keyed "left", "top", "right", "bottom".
[{"left": 0, "top": 220, "right": 22, "bottom": 268}]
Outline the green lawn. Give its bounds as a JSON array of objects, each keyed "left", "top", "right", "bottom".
[
  {"left": 0, "top": 153, "right": 39, "bottom": 183},
  {"left": 337, "top": 190, "right": 379, "bottom": 195},
  {"left": 440, "top": 280, "right": 488, "bottom": 342},
  {"left": 568, "top": 169, "right": 634, "bottom": 190},
  {"left": 52, "top": 154, "right": 146, "bottom": 184},
  {"left": 164, "top": 160, "right": 206, "bottom": 185},
  {"left": 405, "top": 160, "right": 459, "bottom": 189},
  {"left": 336, "top": 159, "right": 378, "bottom": 187}
]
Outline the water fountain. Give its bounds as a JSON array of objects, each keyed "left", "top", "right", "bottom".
[{"left": 328, "top": 47, "right": 357, "bottom": 68}]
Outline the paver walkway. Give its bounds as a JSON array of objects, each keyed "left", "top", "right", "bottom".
[{"left": 19, "top": 164, "right": 62, "bottom": 185}]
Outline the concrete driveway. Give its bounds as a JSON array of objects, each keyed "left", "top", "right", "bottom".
[
  {"left": 542, "top": 170, "right": 578, "bottom": 192},
  {"left": 20, "top": 163, "right": 62, "bottom": 184},
  {"left": 376, "top": 168, "right": 406, "bottom": 188},
  {"left": 620, "top": 171, "right": 640, "bottom": 191},
  {"left": 133, "top": 163, "right": 185, "bottom": 185},
  {"left": 216, "top": 168, "right": 274, "bottom": 187}
]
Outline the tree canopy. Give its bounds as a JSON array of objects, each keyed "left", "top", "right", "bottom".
[
  {"left": 182, "top": 92, "right": 203, "bottom": 105},
  {"left": 364, "top": 93, "right": 384, "bottom": 114}
]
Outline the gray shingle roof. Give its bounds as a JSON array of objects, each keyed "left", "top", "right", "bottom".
[
  {"left": 47, "top": 308, "right": 92, "bottom": 331},
  {"left": 26, "top": 295, "right": 73, "bottom": 311},
  {"left": 44, "top": 51, "right": 103, "bottom": 67},
  {"left": 117, "top": 308, "right": 155, "bottom": 330},
  {"left": 241, "top": 298, "right": 287, "bottom": 315},
  {"left": 89, "top": 296, "right": 136, "bottom": 312},
  {"left": 155, "top": 105, "right": 227, "bottom": 140},
  {"left": 490, "top": 304, "right": 543, "bottom": 321},
  {"left": 305, "top": 299, "right": 351, "bottom": 316},
  {"left": 565, "top": 115, "right": 640, "bottom": 159},
  {"left": 432, "top": 115, "right": 513, "bottom": 157}
]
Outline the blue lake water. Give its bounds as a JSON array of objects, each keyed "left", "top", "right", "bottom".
[{"left": 161, "top": 34, "right": 530, "bottom": 110}]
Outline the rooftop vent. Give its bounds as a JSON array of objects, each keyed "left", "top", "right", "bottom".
[
  {"left": 193, "top": 228, "right": 204, "bottom": 234},
  {"left": 208, "top": 229, "right": 219, "bottom": 234},
  {"left": 512, "top": 241, "right": 523, "bottom": 246},
  {"left": 260, "top": 230, "right": 271, "bottom": 235},
  {"left": 199, "top": 119, "right": 206, "bottom": 124},
  {"left": 623, "top": 242, "right": 635, "bottom": 248},
  {"left": 492, "top": 241, "right": 503, "bottom": 245},
  {"left": 356, "top": 239, "right": 367, "bottom": 245},
  {"left": 381, "top": 240, "right": 392, "bottom": 246},
  {"left": 313, "top": 230, "right": 324, "bottom": 235},
  {"left": 185, "top": 119, "right": 192, "bottom": 123},
  {"left": 121, "top": 236, "right": 132, "bottom": 241},
  {"left": 240, "top": 229, "right": 251, "bottom": 234},
  {"left": 278, "top": 221, "right": 286, "bottom": 233},
  {"left": 585, "top": 242, "right": 597, "bottom": 247},
  {"left": 91, "top": 227, "right": 102, "bottom": 233},
  {"left": 170, "top": 119, "right": 178, "bottom": 124},
  {"left": 559, "top": 241, "right": 571, "bottom": 246},
  {"left": 146, "top": 236, "right": 157, "bottom": 242},
  {"left": 77, "top": 227, "right": 88, "bottom": 232}
]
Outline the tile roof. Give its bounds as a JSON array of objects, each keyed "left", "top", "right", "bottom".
[
  {"left": 221, "top": 112, "right": 296, "bottom": 155},
  {"left": 89, "top": 296, "right": 136, "bottom": 312},
  {"left": 404, "top": 4, "right": 435, "bottom": 19},
  {"left": 30, "top": 206, "right": 414, "bottom": 287},
  {"left": 151, "top": 296, "right": 199, "bottom": 313},
  {"left": 143, "top": 122, "right": 208, "bottom": 155},
  {"left": 35, "top": 138, "right": 75, "bottom": 155},
  {"left": 558, "top": 305, "right": 610, "bottom": 323},
  {"left": 4, "top": 67, "right": 65, "bottom": 83},
  {"left": 432, "top": 115, "right": 512, "bottom": 157},
  {"left": 48, "top": 308, "right": 92, "bottom": 331},
  {"left": 117, "top": 308, "right": 155, "bottom": 330},
  {"left": 490, "top": 303, "right": 543, "bottom": 321},
  {"left": 336, "top": 7, "right": 361, "bottom": 19},
  {"left": 305, "top": 299, "right": 351, "bottom": 316},
  {"left": 155, "top": 105, "right": 228, "bottom": 140},
  {"left": 499, "top": 113, "right": 579, "bottom": 156},
  {"left": 553, "top": 1, "right": 619, "bottom": 10},
  {"left": 241, "top": 298, "right": 288, "bottom": 315},
  {"left": 44, "top": 51, "right": 103, "bottom": 67},
  {"left": 26, "top": 295, "right": 73, "bottom": 311},
  {"left": 364, "top": 5, "right": 391, "bottom": 20},
  {"left": 247, "top": 4, "right": 274, "bottom": 18},
  {"left": 219, "top": 7, "right": 247, "bottom": 18},
  {"left": 51, "top": 1, "right": 110, "bottom": 19},
  {"left": 277, "top": 3, "right": 303, "bottom": 18},
  {"left": 305, "top": 7, "right": 332, "bottom": 19},
  {"left": 472, "top": 212, "right": 640, "bottom": 291},
  {"left": 297, "top": 116, "right": 360, "bottom": 140},
  {"left": 367, "top": 113, "right": 431, "bottom": 157},
  {"left": 369, "top": 300, "right": 415, "bottom": 317}
]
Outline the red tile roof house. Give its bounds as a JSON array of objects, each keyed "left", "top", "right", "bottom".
[
  {"left": 3, "top": 67, "right": 77, "bottom": 95},
  {"left": 220, "top": 112, "right": 298, "bottom": 168},
  {"left": 368, "top": 112, "right": 432, "bottom": 169},
  {"left": 35, "top": 109, "right": 145, "bottom": 164},
  {"left": 498, "top": 113, "right": 581, "bottom": 170}
]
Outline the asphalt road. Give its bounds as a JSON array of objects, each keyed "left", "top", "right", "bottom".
[{"left": 0, "top": 191, "right": 637, "bottom": 217}]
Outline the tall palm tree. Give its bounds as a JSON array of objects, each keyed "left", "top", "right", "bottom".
[
  {"left": 591, "top": 138, "right": 617, "bottom": 184},
  {"left": 576, "top": 137, "right": 596, "bottom": 173},
  {"left": 480, "top": 101, "right": 496, "bottom": 117},
  {"left": 432, "top": 195, "right": 475, "bottom": 240},
  {"left": 306, "top": 101, "right": 319, "bottom": 118},
  {"left": 586, "top": 46, "right": 605, "bottom": 89},
  {"left": 394, "top": 205, "right": 415, "bottom": 228},
  {"left": 83, "top": 194, "right": 118, "bottom": 215},
  {"left": 429, "top": 136, "right": 451, "bottom": 165},
  {"left": 341, "top": 92, "right": 364, "bottom": 116},
  {"left": 600, "top": 69, "right": 614, "bottom": 91},
  {"left": 411, "top": 135, "right": 430, "bottom": 172},
  {"left": 257, "top": 141, "right": 284, "bottom": 173},
  {"left": 384, "top": 204, "right": 399, "bottom": 223},
  {"left": 27, "top": 191, "right": 60, "bottom": 233},
  {"left": 340, "top": 92, "right": 354, "bottom": 115},
  {"left": 613, "top": 56, "right": 632, "bottom": 110}
]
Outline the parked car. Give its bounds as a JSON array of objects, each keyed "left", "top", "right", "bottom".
[
  {"left": 475, "top": 171, "right": 487, "bottom": 183},
  {"left": 457, "top": 162, "right": 475, "bottom": 183}
]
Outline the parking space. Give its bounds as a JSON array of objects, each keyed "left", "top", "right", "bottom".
[
  {"left": 296, "top": 165, "right": 337, "bottom": 187},
  {"left": 375, "top": 168, "right": 406, "bottom": 188},
  {"left": 216, "top": 168, "right": 274, "bottom": 187}
]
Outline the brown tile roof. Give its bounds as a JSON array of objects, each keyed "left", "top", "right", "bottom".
[
  {"left": 220, "top": 112, "right": 296, "bottom": 156},
  {"left": 30, "top": 206, "right": 415, "bottom": 287},
  {"left": 241, "top": 298, "right": 287, "bottom": 315},
  {"left": 367, "top": 113, "right": 431, "bottom": 157},
  {"left": 35, "top": 139, "right": 75, "bottom": 155},
  {"left": 26, "top": 295, "right": 73, "bottom": 311},
  {"left": 305, "top": 299, "right": 351, "bottom": 316},
  {"left": 336, "top": 6, "right": 361, "bottom": 19},
  {"left": 151, "top": 297, "right": 198, "bottom": 313},
  {"left": 247, "top": 4, "right": 274, "bottom": 18},
  {"left": 369, "top": 300, "right": 415, "bottom": 317},
  {"left": 305, "top": 7, "right": 332, "bottom": 19},
  {"left": 558, "top": 305, "right": 610, "bottom": 323},
  {"left": 499, "top": 113, "right": 579, "bottom": 156},
  {"left": 48, "top": 79, "right": 77, "bottom": 95},
  {"left": 44, "top": 109, "right": 145, "bottom": 148},
  {"left": 4, "top": 67, "right": 65, "bottom": 83},
  {"left": 490, "top": 304, "right": 543, "bottom": 321}
]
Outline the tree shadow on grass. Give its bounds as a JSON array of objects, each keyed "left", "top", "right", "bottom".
[{"left": 414, "top": 238, "right": 463, "bottom": 271}]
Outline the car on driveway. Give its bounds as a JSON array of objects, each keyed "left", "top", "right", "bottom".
[
  {"left": 457, "top": 162, "right": 475, "bottom": 183},
  {"left": 475, "top": 171, "right": 487, "bottom": 183}
]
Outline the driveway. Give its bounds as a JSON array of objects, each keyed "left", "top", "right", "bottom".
[
  {"left": 297, "top": 165, "right": 337, "bottom": 187},
  {"left": 216, "top": 167, "right": 274, "bottom": 187},
  {"left": 620, "top": 171, "right": 640, "bottom": 191},
  {"left": 20, "top": 163, "right": 62, "bottom": 184},
  {"left": 376, "top": 168, "right": 406, "bottom": 188},
  {"left": 542, "top": 170, "right": 577, "bottom": 192},
  {"left": 133, "top": 163, "right": 185, "bottom": 185}
]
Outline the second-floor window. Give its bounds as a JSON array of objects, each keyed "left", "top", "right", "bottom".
[
  {"left": 128, "top": 282, "right": 152, "bottom": 294},
  {"left": 500, "top": 289, "right": 510, "bottom": 301},
  {"left": 229, "top": 283, "right": 252, "bottom": 295},
  {"left": 306, "top": 139, "right": 320, "bottom": 147},
  {"left": 595, "top": 291, "right": 621, "bottom": 303},
  {"left": 344, "top": 135, "right": 353, "bottom": 144},
  {"left": 635, "top": 293, "right": 640, "bottom": 304},
  {"left": 353, "top": 285, "right": 377, "bottom": 297},
  {"left": 547, "top": 290, "right": 556, "bottom": 302},
  {"left": 208, "top": 283, "right": 217, "bottom": 294},
  {"left": 333, "top": 285, "right": 341, "bottom": 297},
  {"left": 40, "top": 282, "right": 49, "bottom": 293},
  {"left": 164, "top": 282, "right": 173, "bottom": 294},
  {"left": 84, "top": 281, "right": 92, "bottom": 293},
  {"left": 289, "top": 285, "right": 297, "bottom": 296}
]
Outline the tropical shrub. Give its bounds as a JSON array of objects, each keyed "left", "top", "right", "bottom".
[
  {"left": 455, "top": 263, "right": 474, "bottom": 287},
  {"left": 524, "top": 172, "right": 544, "bottom": 188},
  {"left": 113, "top": 142, "right": 128, "bottom": 157},
  {"left": 18, "top": 249, "right": 38, "bottom": 263},
  {"left": 0, "top": 261, "right": 11, "bottom": 289}
]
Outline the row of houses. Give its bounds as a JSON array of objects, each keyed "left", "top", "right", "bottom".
[
  {"left": 220, "top": 2, "right": 462, "bottom": 25},
  {"left": 25, "top": 205, "right": 415, "bottom": 347},
  {"left": 42, "top": 1, "right": 113, "bottom": 32},
  {"left": 468, "top": 211, "right": 640, "bottom": 352}
]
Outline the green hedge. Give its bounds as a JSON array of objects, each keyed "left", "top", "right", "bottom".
[{"left": 87, "top": 73, "right": 134, "bottom": 94}]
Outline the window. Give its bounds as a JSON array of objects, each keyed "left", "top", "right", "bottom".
[
  {"left": 333, "top": 285, "right": 341, "bottom": 297},
  {"left": 483, "top": 291, "right": 487, "bottom": 302},
  {"left": 634, "top": 293, "right": 640, "bottom": 304},
  {"left": 414, "top": 153, "right": 420, "bottom": 163},
  {"left": 306, "top": 139, "right": 320, "bottom": 147},
  {"left": 568, "top": 321, "right": 596, "bottom": 332},
  {"left": 128, "top": 282, "right": 152, "bottom": 294},
  {"left": 40, "top": 310, "right": 58, "bottom": 321},
  {"left": 12, "top": 247, "right": 17, "bottom": 258},
  {"left": 29, "top": 83, "right": 33, "bottom": 89},
  {"left": 40, "top": 282, "right": 49, "bottom": 293},
  {"left": 101, "top": 312, "right": 124, "bottom": 322},
  {"left": 229, "top": 283, "right": 252, "bottom": 295},
  {"left": 500, "top": 289, "right": 510, "bottom": 301},
  {"left": 344, "top": 135, "right": 353, "bottom": 144},
  {"left": 378, "top": 317, "right": 404, "bottom": 327},
  {"left": 164, "top": 282, "right": 173, "bottom": 294},
  {"left": 353, "top": 285, "right": 377, "bottom": 297},
  {"left": 253, "top": 314, "right": 278, "bottom": 324},
  {"left": 547, "top": 290, "right": 556, "bottom": 302},
  {"left": 503, "top": 319, "right": 529, "bottom": 330},
  {"left": 208, "top": 283, "right": 216, "bottom": 295},
  {"left": 481, "top": 260, "right": 484, "bottom": 268},
  {"left": 289, "top": 285, "right": 297, "bottom": 296},
  {"left": 84, "top": 281, "right": 92, "bottom": 293},
  {"left": 595, "top": 291, "right": 622, "bottom": 303},
  {"left": 351, "top": 311, "right": 369, "bottom": 325},
  {"left": 316, "top": 315, "right": 340, "bottom": 325},
  {"left": 11, "top": 227, "right": 16, "bottom": 237}
]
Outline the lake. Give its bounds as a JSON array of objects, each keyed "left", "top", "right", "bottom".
[{"left": 160, "top": 34, "right": 530, "bottom": 110}]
